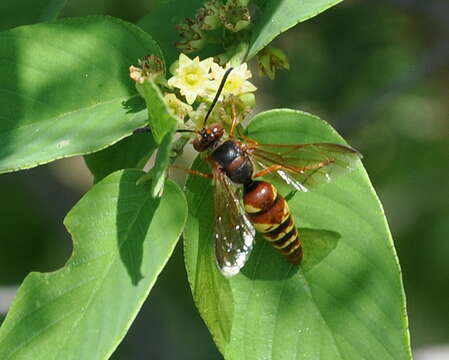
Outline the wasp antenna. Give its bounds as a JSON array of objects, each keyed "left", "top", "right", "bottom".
[{"left": 203, "top": 67, "right": 233, "bottom": 127}]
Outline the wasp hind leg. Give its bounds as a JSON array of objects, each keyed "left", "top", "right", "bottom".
[{"left": 252, "top": 165, "right": 287, "bottom": 179}]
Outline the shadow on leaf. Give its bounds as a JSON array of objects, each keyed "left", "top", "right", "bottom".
[
  {"left": 122, "top": 95, "right": 146, "bottom": 115},
  {"left": 301, "top": 228, "right": 341, "bottom": 273},
  {"left": 116, "top": 171, "right": 161, "bottom": 285},
  {"left": 241, "top": 228, "right": 340, "bottom": 280}
]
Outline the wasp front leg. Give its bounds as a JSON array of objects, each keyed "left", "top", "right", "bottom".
[{"left": 170, "top": 164, "right": 213, "bottom": 179}]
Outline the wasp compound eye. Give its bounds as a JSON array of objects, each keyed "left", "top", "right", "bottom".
[{"left": 193, "top": 125, "right": 224, "bottom": 152}]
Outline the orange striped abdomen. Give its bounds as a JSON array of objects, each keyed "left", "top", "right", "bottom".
[{"left": 243, "top": 181, "right": 303, "bottom": 264}]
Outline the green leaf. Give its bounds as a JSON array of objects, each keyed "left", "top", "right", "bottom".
[
  {"left": 0, "top": 170, "right": 187, "bottom": 359},
  {"left": 137, "top": 130, "right": 174, "bottom": 198},
  {"left": 133, "top": 75, "right": 181, "bottom": 197},
  {"left": 0, "top": 16, "right": 162, "bottom": 174},
  {"left": 248, "top": 0, "right": 343, "bottom": 59},
  {"left": 0, "top": 0, "right": 67, "bottom": 31},
  {"left": 148, "top": 130, "right": 173, "bottom": 197},
  {"left": 84, "top": 131, "right": 157, "bottom": 183},
  {"left": 137, "top": 80, "right": 178, "bottom": 144},
  {"left": 184, "top": 110, "right": 411, "bottom": 359}
]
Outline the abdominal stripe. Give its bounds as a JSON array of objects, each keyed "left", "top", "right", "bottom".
[{"left": 243, "top": 180, "right": 303, "bottom": 265}]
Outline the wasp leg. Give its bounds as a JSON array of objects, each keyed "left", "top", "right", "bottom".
[
  {"left": 170, "top": 164, "right": 213, "bottom": 179},
  {"left": 252, "top": 161, "right": 329, "bottom": 178},
  {"left": 229, "top": 102, "right": 239, "bottom": 137},
  {"left": 253, "top": 159, "right": 335, "bottom": 179},
  {"left": 252, "top": 165, "right": 286, "bottom": 178},
  {"left": 239, "top": 133, "right": 259, "bottom": 147}
]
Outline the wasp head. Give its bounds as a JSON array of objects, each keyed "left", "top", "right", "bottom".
[{"left": 193, "top": 123, "right": 224, "bottom": 152}]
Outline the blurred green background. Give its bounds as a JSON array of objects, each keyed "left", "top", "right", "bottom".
[{"left": 0, "top": 0, "right": 448, "bottom": 358}]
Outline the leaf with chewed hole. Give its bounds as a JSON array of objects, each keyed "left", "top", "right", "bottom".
[
  {"left": 184, "top": 109, "right": 411, "bottom": 360},
  {"left": 0, "top": 170, "right": 187, "bottom": 360}
]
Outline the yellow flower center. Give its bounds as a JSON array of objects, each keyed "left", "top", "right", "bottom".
[
  {"left": 185, "top": 72, "right": 199, "bottom": 85},
  {"left": 224, "top": 78, "right": 241, "bottom": 93}
]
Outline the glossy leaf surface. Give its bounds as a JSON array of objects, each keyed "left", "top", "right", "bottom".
[
  {"left": 184, "top": 109, "right": 411, "bottom": 359},
  {"left": 0, "top": 170, "right": 187, "bottom": 359},
  {"left": 0, "top": 16, "right": 160, "bottom": 174},
  {"left": 248, "top": 0, "right": 343, "bottom": 59}
]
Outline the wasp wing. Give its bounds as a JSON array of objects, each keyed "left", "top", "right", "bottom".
[
  {"left": 252, "top": 143, "right": 362, "bottom": 190},
  {"left": 213, "top": 166, "right": 256, "bottom": 277}
]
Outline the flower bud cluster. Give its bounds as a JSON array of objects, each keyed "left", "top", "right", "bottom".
[
  {"left": 219, "top": 0, "right": 251, "bottom": 33},
  {"left": 197, "top": 0, "right": 222, "bottom": 31},
  {"left": 176, "top": 18, "right": 206, "bottom": 54},
  {"left": 217, "top": 94, "right": 254, "bottom": 127},
  {"left": 129, "top": 55, "right": 165, "bottom": 84},
  {"left": 176, "top": 0, "right": 252, "bottom": 54}
]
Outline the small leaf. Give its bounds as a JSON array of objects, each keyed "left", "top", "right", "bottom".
[
  {"left": 0, "top": 170, "right": 187, "bottom": 359},
  {"left": 84, "top": 131, "right": 157, "bottom": 183},
  {"left": 0, "top": 16, "right": 162, "bottom": 174},
  {"left": 0, "top": 0, "right": 67, "bottom": 31},
  {"left": 248, "top": 0, "right": 343, "bottom": 59},
  {"left": 137, "top": 80, "right": 178, "bottom": 144},
  {"left": 184, "top": 109, "right": 411, "bottom": 359},
  {"left": 137, "top": 130, "right": 174, "bottom": 198}
]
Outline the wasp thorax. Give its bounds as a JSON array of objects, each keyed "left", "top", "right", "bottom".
[{"left": 193, "top": 123, "right": 224, "bottom": 151}]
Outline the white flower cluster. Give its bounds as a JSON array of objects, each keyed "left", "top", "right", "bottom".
[{"left": 167, "top": 54, "right": 256, "bottom": 105}]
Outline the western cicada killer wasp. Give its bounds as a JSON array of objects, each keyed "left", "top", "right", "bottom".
[{"left": 178, "top": 68, "right": 362, "bottom": 277}]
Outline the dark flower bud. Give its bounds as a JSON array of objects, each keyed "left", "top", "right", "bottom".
[
  {"left": 219, "top": 0, "right": 251, "bottom": 33},
  {"left": 257, "top": 46, "right": 290, "bottom": 80},
  {"left": 175, "top": 18, "right": 206, "bottom": 53},
  {"left": 129, "top": 55, "right": 165, "bottom": 84},
  {"left": 196, "top": 0, "right": 222, "bottom": 30}
]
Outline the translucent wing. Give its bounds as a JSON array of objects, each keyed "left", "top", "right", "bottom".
[
  {"left": 251, "top": 142, "right": 362, "bottom": 190},
  {"left": 213, "top": 166, "right": 256, "bottom": 277}
]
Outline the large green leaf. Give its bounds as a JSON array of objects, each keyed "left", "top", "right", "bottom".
[
  {"left": 184, "top": 110, "right": 411, "bottom": 359},
  {"left": 0, "top": 170, "right": 187, "bottom": 359},
  {"left": 0, "top": 0, "right": 67, "bottom": 31},
  {"left": 0, "top": 16, "right": 161, "bottom": 174},
  {"left": 248, "top": 0, "right": 343, "bottom": 59}
]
